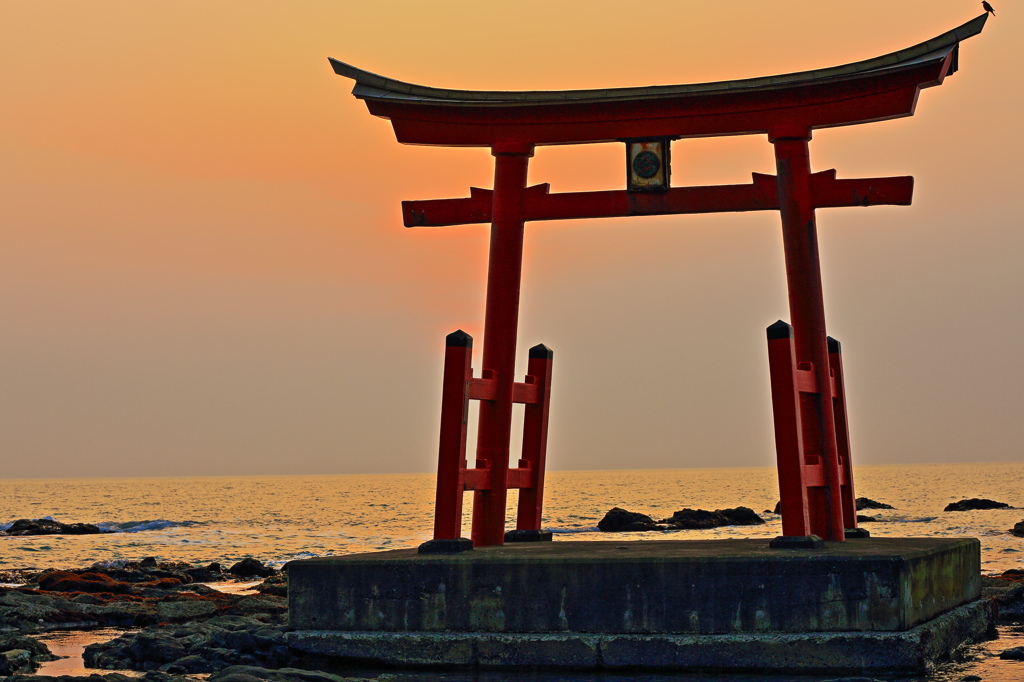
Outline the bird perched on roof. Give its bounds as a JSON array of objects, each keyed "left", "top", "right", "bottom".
[{"left": 982, "top": 1, "right": 995, "bottom": 15}]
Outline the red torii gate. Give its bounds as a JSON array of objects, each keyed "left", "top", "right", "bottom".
[{"left": 331, "top": 14, "right": 987, "bottom": 547}]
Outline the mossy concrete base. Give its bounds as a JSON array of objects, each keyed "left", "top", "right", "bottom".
[
  {"left": 285, "top": 599, "right": 994, "bottom": 674},
  {"left": 286, "top": 537, "right": 992, "bottom": 673}
]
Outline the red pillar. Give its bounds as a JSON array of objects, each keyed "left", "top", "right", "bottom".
[
  {"left": 770, "top": 127, "right": 845, "bottom": 542},
  {"left": 432, "top": 330, "right": 473, "bottom": 540},
  {"left": 515, "top": 343, "right": 554, "bottom": 532},
  {"left": 471, "top": 143, "right": 534, "bottom": 547}
]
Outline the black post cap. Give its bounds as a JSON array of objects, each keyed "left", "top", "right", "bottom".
[
  {"left": 769, "top": 535, "right": 825, "bottom": 549},
  {"left": 445, "top": 330, "right": 473, "bottom": 348},
  {"left": 766, "top": 320, "right": 793, "bottom": 340},
  {"left": 827, "top": 336, "right": 842, "bottom": 354},
  {"left": 418, "top": 538, "right": 474, "bottom": 554},
  {"left": 529, "top": 343, "right": 553, "bottom": 360},
  {"left": 504, "top": 529, "right": 553, "bottom": 543}
]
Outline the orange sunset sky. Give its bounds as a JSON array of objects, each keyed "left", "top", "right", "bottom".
[{"left": 1, "top": 1, "right": 1021, "bottom": 478}]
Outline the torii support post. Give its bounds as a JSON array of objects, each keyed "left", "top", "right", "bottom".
[
  {"left": 428, "top": 330, "right": 554, "bottom": 547},
  {"left": 770, "top": 128, "right": 846, "bottom": 542},
  {"left": 473, "top": 144, "right": 534, "bottom": 547},
  {"left": 767, "top": 322, "right": 858, "bottom": 538}
]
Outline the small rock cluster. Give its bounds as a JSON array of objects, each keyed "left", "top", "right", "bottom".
[
  {"left": 2, "top": 519, "right": 107, "bottom": 536},
  {"left": 944, "top": 498, "right": 1014, "bottom": 512},
  {"left": 597, "top": 506, "right": 764, "bottom": 532}
]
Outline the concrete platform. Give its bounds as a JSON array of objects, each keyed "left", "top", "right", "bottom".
[{"left": 286, "top": 537, "right": 993, "bottom": 673}]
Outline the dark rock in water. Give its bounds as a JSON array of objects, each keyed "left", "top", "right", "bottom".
[
  {"left": 1000, "top": 645, "right": 1024, "bottom": 660},
  {"left": 1010, "top": 519, "right": 1024, "bottom": 537},
  {"left": 229, "top": 558, "right": 276, "bottom": 578},
  {"left": 3, "top": 518, "right": 105, "bottom": 536},
  {"left": 661, "top": 508, "right": 722, "bottom": 529},
  {"left": 718, "top": 506, "right": 765, "bottom": 526},
  {"left": 661, "top": 506, "right": 765, "bottom": 529},
  {"left": 773, "top": 501, "right": 781, "bottom": 515},
  {"left": 944, "top": 498, "right": 1013, "bottom": 512},
  {"left": 855, "top": 497, "right": 894, "bottom": 510},
  {"left": 856, "top": 515, "right": 877, "bottom": 523},
  {"left": 597, "top": 508, "right": 661, "bottom": 532},
  {"left": 139, "top": 557, "right": 158, "bottom": 568}
]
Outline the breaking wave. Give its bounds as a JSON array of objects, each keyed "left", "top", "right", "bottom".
[
  {"left": 97, "top": 520, "right": 205, "bottom": 533},
  {"left": 548, "top": 526, "right": 600, "bottom": 534}
]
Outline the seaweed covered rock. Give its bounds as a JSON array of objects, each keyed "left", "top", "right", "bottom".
[
  {"left": 944, "top": 498, "right": 1013, "bottom": 512},
  {"left": 597, "top": 508, "right": 661, "bottom": 532}
]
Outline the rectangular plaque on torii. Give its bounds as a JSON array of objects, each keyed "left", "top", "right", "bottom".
[{"left": 330, "top": 14, "right": 987, "bottom": 547}]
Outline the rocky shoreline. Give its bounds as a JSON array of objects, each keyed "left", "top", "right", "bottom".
[{"left": 0, "top": 557, "right": 388, "bottom": 682}]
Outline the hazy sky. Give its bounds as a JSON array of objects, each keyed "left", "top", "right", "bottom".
[{"left": 1, "top": 1, "right": 1021, "bottom": 479}]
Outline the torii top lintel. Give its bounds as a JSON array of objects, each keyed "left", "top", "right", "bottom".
[{"left": 330, "top": 14, "right": 986, "bottom": 148}]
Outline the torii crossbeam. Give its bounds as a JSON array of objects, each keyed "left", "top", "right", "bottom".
[{"left": 331, "top": 14, "right": 987, "bottom": 547}]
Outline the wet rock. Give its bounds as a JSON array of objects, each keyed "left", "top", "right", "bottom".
[
  {"left": 773, "top": 501, "right": 782, "bottom": 515},
  {"left": 156, "top": 598, "right": 219, "bottom": 621},
  {"left": 85, "top": 618, "right": 297, "bottom": 673},
  {"left": 660, "top": 506, "right": 765, "bottom": 529},
  {"left": 128, "top": 632, "right": 189, "bottom": 665},
  {"left": 855, "top": 497, "right": 894, "bottom": 510},
  {"left": 856, "top": 515, "right": 877, "bottom": 523},
  {"left": 139, "top": 557, "right": 158, "bottom": 569},
  {"left": 944, "top": 498, "right": 1013, "bottom": 512},
  {"left": 995, "top": 582, "right": 1024, "bottom": 621},
  {"left": 2, "top": 519, "right": 105, "bottom": 536},
  {"left": 999, "top": 645, "right": 1024, "bottom": 659},
  {"left": 0, "top": 632, "right": 58, "bottom": 675},
  {"left": 254, "top": 575, "right": 287, "bottom": 598},
  {"left": 226, "top": 595, "right": 287, "bottom": 619},
  {"left": 1010, "top": 519, "right": 1024, "bottom": 537},
  {"left": 229, "top": 558, "right": 277, "bottom": 578},
  {"left": 597, "top": 508, "right": 662, "bottom": 532},
  {"left": 209, "top": 666, "right": 379, "bottom": 682},
  {"left": 5, "top": 675, "right": 192, "bottom": 682}
]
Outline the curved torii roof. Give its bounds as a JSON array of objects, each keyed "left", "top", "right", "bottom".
[{"left": 330, "top": 14, "right": 987, "bottom": 147}]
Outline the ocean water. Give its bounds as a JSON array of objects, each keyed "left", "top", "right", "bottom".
[{"left": 1, "top": 462, "right": 1021, "bottom": 573}]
